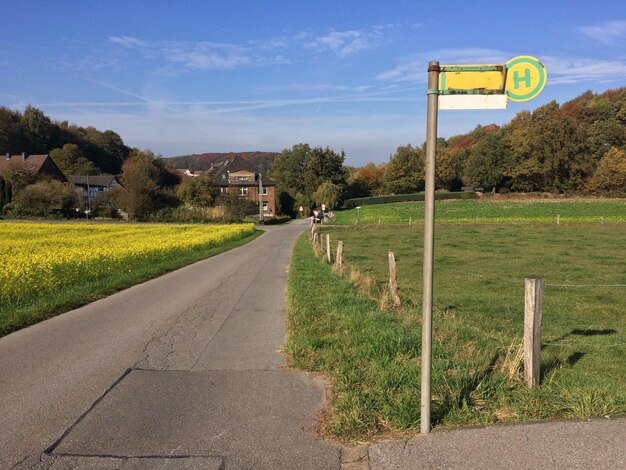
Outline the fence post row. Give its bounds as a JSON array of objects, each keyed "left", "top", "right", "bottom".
[
  {"left": 524, "top": 276, "right": 544, "bottom": 387},
  {"left": 388, "top": 252, "right": 401, "bottom": 307}
]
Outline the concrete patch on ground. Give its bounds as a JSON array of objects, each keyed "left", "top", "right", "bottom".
[
  {"left": 48, "top": 369, "right": 340, "bottom": 470},
  {"left": 15, "top": 454, "right": 223, "bottom": 469},
  {"left": 368, "top": 417, "right": 626, "bottom": 469}
]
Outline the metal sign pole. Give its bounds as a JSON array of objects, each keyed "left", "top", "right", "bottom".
[{"left": 421, "top": 60, "right": 439, "bottom": 434}]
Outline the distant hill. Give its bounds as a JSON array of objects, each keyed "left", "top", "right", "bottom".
[{"left": 166, "top": 151, "right": 279, "bottom": 175}]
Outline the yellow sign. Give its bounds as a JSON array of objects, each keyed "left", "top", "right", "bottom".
[
  {"left": 439, "top": 65, "right": 505, "bottom": 94},
  {"left": 505, "top": 56, "right": 547, "bottom": 102}
]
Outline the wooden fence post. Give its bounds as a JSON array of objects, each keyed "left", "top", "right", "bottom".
[
  {"left": 388, "top": 252, "right": 401, "bottom": 307},
  {"left": 326, "top": 234, "right": 331, "bottom": 263},
  {"left": 335, "top": 241, "right": 343, "bottom": 271},
  {"left": 524, "top": 276, "right": 544, "bottom": 387},
  {"left": 313, "top": 232, "right": 318, "bottom": 246}
]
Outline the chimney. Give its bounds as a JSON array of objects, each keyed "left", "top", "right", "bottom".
[
  {"left": 21, "top": 152, "right": 26, "bottom": 161},
  {"left": 5, "top": 152, "right": 9, "bottom": 160}
]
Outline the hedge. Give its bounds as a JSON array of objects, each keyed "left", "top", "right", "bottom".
[{"left": 343, "top": 191, "right": 476, "bottom": 208}]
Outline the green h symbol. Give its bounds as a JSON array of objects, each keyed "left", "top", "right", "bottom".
[{"left": 513, "top": 68, "right": 531, "bottom": 89}]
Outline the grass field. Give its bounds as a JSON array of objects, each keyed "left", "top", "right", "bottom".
[
  {"left": 285, "top": 210, "right": 626, "bottom": 440},
  {"left": 0, "top": 222, "right": 259, "bottom": 336},
  {"left": 333, "top": 198, "right": 626, "bottom": 225}
]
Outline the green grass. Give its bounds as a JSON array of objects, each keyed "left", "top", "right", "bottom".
[
  {"left": 333, "top": 198, "right": 626, "bottom": 225},
  {"left": 285, "top": 224, "right": 626, "bottom": 441},
  {"left": 0, "top": 230, "right": 261, "bottom": 336}
]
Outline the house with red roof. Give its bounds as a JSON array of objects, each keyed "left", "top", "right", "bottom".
[
  {"left": 208, "top": 156, "right": 276, "bottom": 216},
  {"left": 0, "top": 153, "right": 67, "bottom": 182}
]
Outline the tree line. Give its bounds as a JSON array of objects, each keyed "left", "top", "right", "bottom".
[
  {"left": 1, "top": 86, "right": 624, "bottom": 220},
  {"left": 0, "top": 105, "right": 130, "bottom": 175},
  {"left": 347, "top": 87, "right": 626, "bottom": 198}
]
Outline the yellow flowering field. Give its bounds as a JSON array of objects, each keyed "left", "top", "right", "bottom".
[{"left": 0, "top": 222, "right": 255, "bottom": 331}]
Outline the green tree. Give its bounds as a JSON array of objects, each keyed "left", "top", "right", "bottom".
[
  {"left": 312, "top": 181, "right": 342, "bottom": 209},
  {"left": 270, "top": 143, "right": 310, "bottom": 196},
  {"left": 14, "top": 180, "right": 81, "bottom": 216},
  {"left": 270, "top": 144, "right": 348, "bottom": 215},
  {"left": 0, "top": 107, "right": 28, "bottom": 154},
  {"left": 216, "top": 192, "right": 257, "bottom": 222},
  {"left": 177, "top": 173, "right": 220, "bottom": 207},
  {"left": 20, "top": 106, "right": 53, "bottom": 154},
  {"left": 50, "top": 143, "right": 100, "bottom": 176},
  {"left": 0, "top": 176, "right": 5, "bottom": 209},
  {"left": 463, "top": 128, "right": 509, "bottom": 192},
  {"left": 302, "top": 146, "right": 348, "bottom": 197},
  {"left": 383, "top": 145, "right": 425, "bottom": 194},
  {"left": 437, "top": 135, "right": 472, "bottom": 191},
  {"left": 79, "top": 127, "right": 129, "bottom": 174}
]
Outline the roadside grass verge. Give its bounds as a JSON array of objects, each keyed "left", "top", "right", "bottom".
[
  {"left": 333, "top": 199, "right": 626, "bottom": 225},
  {"left": 285, "top": 224, "right": 626, "bottom": 441},
  {"left": 0, "top": 227, "right": 261, "bottom": 336}
]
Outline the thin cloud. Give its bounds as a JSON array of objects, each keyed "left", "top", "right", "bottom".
[
  {"left": 107, "top": 36, "right": 283, "bottom": 71},
  {"left": 162, "top": 42, "right": 252, "bottom": 70},
  {"left": 377, "top": 48, "right": 509, "bottom": 82},
  {"left": 579, "top": 20, "right": 626, "bottom": 44},
  {"left": 108, "top": 36, "right": 147, "bottom": 48},
  {"left": 377, "top": 49, "right": 626, "bottom": 86},
  {"left": 305, "top": 31, "right": 370, "bottom": 57},
  {"left": 543, "top": 56, "right": 626, "bottom": 84},
  {"left": 300, "top": 24, "right": 395, "bottom": 58}
]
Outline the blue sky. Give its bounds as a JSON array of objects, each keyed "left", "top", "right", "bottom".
[{"left": 1, "top": 1, "right": 625, "bottom": 166}]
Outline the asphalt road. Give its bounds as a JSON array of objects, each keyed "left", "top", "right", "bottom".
[
  {"left": 3, "top": 218, "right": 624, "bottom": 469},
  {"left": 1, "top": 219, "right": 339, "bottom": 469}
]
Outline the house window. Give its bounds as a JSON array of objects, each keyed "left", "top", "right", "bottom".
[
  {"left": 239, "top": 187, "right": 248, "bottom": 196},
  {"left": 263, "top": 201, "right": 269, "bottom": 211},
  {"left": 262, "top": 187, "right": 268, "bottom": 195},
  {"left": 237, "top": 176, "right": 248, "bottom": 181},
  {"left": 220, "top": 187, "right": 226, "bottom": 194}
]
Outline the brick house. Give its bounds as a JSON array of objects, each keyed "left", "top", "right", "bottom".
[
  {"left": 208, "top": 156, "right": 276, "bottom": 216},
  {"left": 0, "top": 153, "right": 67, "bottom": 182}
]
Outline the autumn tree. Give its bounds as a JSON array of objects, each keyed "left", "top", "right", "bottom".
[
  {"left": 346, "top": 162, "right": 385, "bottom": 198},
  {"left": 112, "top": 150, "right": 179, "bottom": 220},
  {"left": 3, "top": 160, "right": 39, "bottom": 192},
  {"left": 590, "top": 147, "right": 626, "bottom": 192}
]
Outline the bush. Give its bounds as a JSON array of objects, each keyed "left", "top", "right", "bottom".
[
  {"left": 13, "top": 180, "right": 81, "bottom": 216},
  {"left": 343, "top": 191, "right": 476, "bottom": 208},
  {"left": 216, "top": 193, "right": 258, "bottom": 223},
  {"left": 263, "top": 216, "right": 291, "bottom": 225}
]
